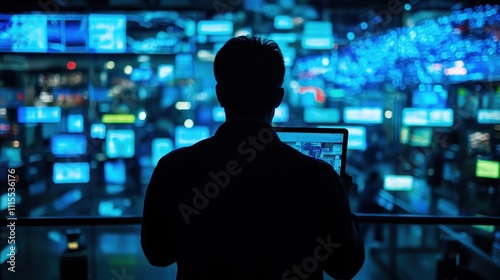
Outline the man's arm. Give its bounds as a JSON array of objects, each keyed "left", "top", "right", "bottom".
[
  {"left": 321, "top": 173, "right": 365, "bottom": 279},
  {"left": 141, "top": 159, "right": 176, "bottom": 267}
]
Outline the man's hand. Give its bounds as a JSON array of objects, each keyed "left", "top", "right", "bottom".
[{"left": 341, "top": 173, "right": 353, "bottom": 196}]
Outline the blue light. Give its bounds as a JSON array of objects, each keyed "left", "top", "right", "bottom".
[
  {"left": 347, "top": 32, "right": 355, "bottom": 40},
  {"left": 360, "top": 22, "right": 368, "bottom": 30},
  {"left": 404, "top": 4, "right": 411, "bottom": 11}
]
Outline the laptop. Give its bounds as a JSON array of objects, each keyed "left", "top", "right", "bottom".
[{"left": 275, "top": 127, "right": 349, "bottom": 177}]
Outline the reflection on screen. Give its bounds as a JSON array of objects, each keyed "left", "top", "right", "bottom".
[
  {"left": 53, "top": 162, "right": 90, "bottom": 184},
  {"left": 106, "top": 129, "right": 135, "bottom": 158}
]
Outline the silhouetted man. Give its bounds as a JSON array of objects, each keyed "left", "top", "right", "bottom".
[{"left": 141, "top": 35, "right": 364, "bottom": 280}]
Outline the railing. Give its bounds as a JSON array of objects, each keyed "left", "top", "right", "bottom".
[{"left": 2, "top": 214, "right": 500, "bottom": 226}]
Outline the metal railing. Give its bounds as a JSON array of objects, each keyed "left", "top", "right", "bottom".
[{"left": 2, "top": 214, "right": 500, "bottom": 226}]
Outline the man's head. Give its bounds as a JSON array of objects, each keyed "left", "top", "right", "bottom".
[{"left": 214, "top": 35, "right": 285, "bottom": 118}]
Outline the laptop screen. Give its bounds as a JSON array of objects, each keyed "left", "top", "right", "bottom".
[{"left": 276, "top": 127, "right": 348, "bottom": 177}]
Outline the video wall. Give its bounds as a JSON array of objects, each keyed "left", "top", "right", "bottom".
[{"left": 0, "top": 3, "right": 499, "bottom": 218}]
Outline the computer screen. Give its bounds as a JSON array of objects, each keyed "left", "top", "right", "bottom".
[
  {"left": 410, "top": 127, "right": 432, "bottom": 147},
  {"left": 468, "top": 131, "right": 491, "bottom": 155},
  {"left": 276, "top": 128, "right": 348, "bottom": 177},
  {"left": 475, "top": 159, "right": 499, "bottom": 179},
  {"left": 104, "top": 160, "right": 126, "bottom": 185},
  {"left": 106, "top": 129, "right": 135, "bottom": 158},
  {"left": 175, "top": 126, "right": 210, "bottom": 148},
  {"left": 383, "top": 175, "right": 414, "bottom": 191},
  {"left": 53, "top": 162, "right": 90, "bottom": 184},
  {"left": 412, "top": 88, "right": 448, "bottom": 108},
  {"left": 90, "top": 123, "right": 106, "bottom": 139},
  {"left": 67, "top": 114, "right": 84, "bottom": 133},
  {"left": 51, "top": 134, "right": 87, "bottom": 157},
  {"left": 152, "top": 138, "right": 174, "bottom": 166}
]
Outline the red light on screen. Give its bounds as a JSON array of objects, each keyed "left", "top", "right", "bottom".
[
  {"left": 17, "top": 92, "right": 23, "bottom": 100},
  {"left": 67, "top": 61, "right": 77, "bottom": 70}
]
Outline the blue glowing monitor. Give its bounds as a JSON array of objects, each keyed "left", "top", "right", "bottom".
[
  {"left": 318, "top": 126, "right": 366, "bottom": 150},
  {"left": 273, "top": 104, "right": 290, "bottom": 123},
  {"left": 410, "top": 127, "right": 432, "bottom": 147},
  {"left": 175, "top": 126, "right": 210, "bottom": 148},
  {"left": 67, "top": 114, "right": 84, "bottom": 133},
  {"left": 51, "top": 134, "right": 87, "bottom": 156},
  {"left": 104, "top": 160, "right": 126, "bottom": 185},
  {"left": 344, "top": 107, "right": 383, "bottom": 124},
  {"left": 412, "top": 89, "right": 447, "bottom": 108},
  {"left": 477, "top": 109, "right": 500, "bottom": 124},
  {"left": 91, "top": 123, "right": 106, "bottom": 139},
  {"left": 88, "top": 14, "right": 126, "bottom": 53},
  {"left": 402, "top": 108, "right": 453, "bottom": 127},
  {"left": 152, "top": 138, "right": 174, "bottom": 166},
  {"left": 274, "top": 15, "right": 294, "bottom": 29},
  {"left": 304, "top": 108, "right": 341, "bottom": 123},
  {"left": 197, "top": 20, "right": 233, "bottom": 35},
  {"left": 53, "top": 162, "right": 90, "bottom": 184},
  {"left": 106, "top": 129, "right": 135, "bottom": 158},
  {"left": 0, "top": 14, "right": 48, "bottom": 52},
  {"left": 383, "top": 175, "right": 413, "bottom": 191},
  {"left": 18, "top": 107, "right": 61, "bottom": 123},
  {"left": 212, "top": 107, "right": 225, "bottom": 122}
]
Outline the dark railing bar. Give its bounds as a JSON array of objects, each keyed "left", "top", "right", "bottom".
[{"left": 1, "top": 214, "right": 500, "bottom": 227}]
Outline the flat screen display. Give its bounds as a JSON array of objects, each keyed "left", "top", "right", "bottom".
[
  {"left": 106, "top": 129, "right": 135, "bottom": 158},
  {"left": 276, "top": 127, "right": 348, "bottom": 177},
  {"left": 476, "top": 159, "right": 499, "bottom": 179},
  {"left": 53, "top": 162, "right": 90, "bottom": 184},
  {"left": 175, "top": 126, "right": 210, "bottom": 148},
  {"left": 51, "top": 134, "right": 87, "bottom": 157}
]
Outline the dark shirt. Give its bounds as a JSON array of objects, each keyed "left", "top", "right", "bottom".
[{"left": 141, "top": 120, "right": 364, "bottom": 280}]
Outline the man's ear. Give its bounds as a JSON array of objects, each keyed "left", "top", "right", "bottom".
[
  {"left": 215, "top": 84, "right": 226, "bottom": 108},
  {"left": 274, "top": 87, "right": 284, "bottom": 108}
]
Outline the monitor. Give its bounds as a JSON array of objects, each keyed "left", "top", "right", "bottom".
[
  {"left": 67, "top": 114, "right": 84, "bottom": 133},
  {"left": 53, "top": 162, "right": 90, "bottom": 184},
  {"left": 410, "top": 127, "right": 432, "bottom": 147},
  {"left": 90, "top": 123, "right": 106, "bottom": 139},
  {"left": 106, "top": 129, "right": 135, "bottom": 158},
  {"left": 197, "top": 20, "right": 233, "bottom": 35},
  {"left": 175, "top": 126, "right": 210, "bottom": 148},
  {"left": 303, "top": 108, "right": 341, "bottom": 123},
  {"left": 18, "top": 107, "right": 61, "bottom": 123},
  {"left": 475, "top": 159, "right": 499, "bottom": 179},
  {"left": 468, "top": 131, "right": 491, "bottom": 155},
  {"left": 88, "top": 14, "right": 126, "bottom": 53},
  {"left": 104, "top": 160, "right": 126, "bottom": 185},
  {"left": 276, "top": 127, "right": 348, "bottom": 177},
  {"left": 0, "top": 14, "right": 48, "bottom": 52},
  {"left": 273, "top": 104, "right": 290, "bottom": 123},
  {"left": 383, "top": 175, "right": 414, "bottom": 191},
  {"left": 412, "top": 88, "right": 448, "bottom": 108},
  {"left": 152, "top": 138, "right": 174, "bottom": 166},
  {"left": 343, "top": 107, "right": 383, "bottom": 124},
  {"left": 51, "top": 134, "right": 87, "bottom": 157}
]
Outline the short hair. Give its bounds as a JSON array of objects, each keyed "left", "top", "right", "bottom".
[{"left": 213, "top": 35, "right": 285, "bottom": 114}]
